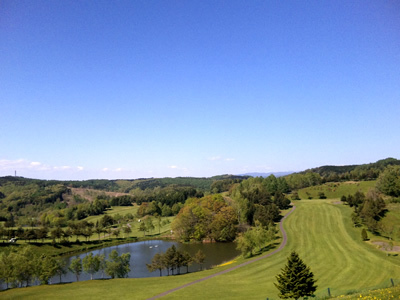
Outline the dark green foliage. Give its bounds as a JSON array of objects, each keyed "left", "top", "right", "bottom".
[
  {"left": 146, "top": 253, "right": 165, "bottom": 276},
  {"left": 291, "top": 192, "right": 300, "bottom": 200},
  {"left": 275, "top": 192, "right": 291, "bottom": 209},
  {"left": 361, "top": 228, "right": 368, "bottom": 241},
  {"left": 376, "top": 165, "right": 400, "bottom": 197},
  {"left": 147, "top": 245, "right": 196, "bottom": 276},
  {"left": 211, "top": 178, "right": 243, "bottom": 193},
  {"left": 345, "top": 190, "right": 386, "bottom": 232},
  {"left": 109, "top": 195, "right": 134, "bottom": 206},
  {"left": 318, "top": 192, "right": 327, "bottom": 199},
  {"left": 275, "top": 251, "right": 317, "bottom": 300},
  {"left": 229, "top": 176, "right": 288, "bottom": 226}
]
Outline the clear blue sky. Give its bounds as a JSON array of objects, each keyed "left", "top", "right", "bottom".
[{"left": 1, "top": 1, "right": 399, "bottom": 180}]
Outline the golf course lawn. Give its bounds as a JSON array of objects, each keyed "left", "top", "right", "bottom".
[{"left": 2, "top": 200, "right": 400, "bottom": 299}]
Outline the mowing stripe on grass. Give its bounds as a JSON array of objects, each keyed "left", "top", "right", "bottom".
[{"left": 146, "top": 206, "right": 297, "bottom": 300}]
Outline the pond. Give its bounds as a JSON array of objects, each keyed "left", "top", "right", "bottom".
[{"left": 50, "top": 239, "right": 240, "bottom": 283}]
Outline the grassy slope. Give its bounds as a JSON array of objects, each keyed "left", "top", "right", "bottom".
[
  {"left": 2, "top": 200, "right": 400, "bottom": 299},
  {"left": 0, "top": 206, "right": 174, "bottom": 257},
  {"left": 297, "top": 180, "right": 376, "bottom": 199}
]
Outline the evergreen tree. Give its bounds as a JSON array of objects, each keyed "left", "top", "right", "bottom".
[
  {"left": 275, "top": 251, "right": 317, "bottom": 300},
  {"left": 361, "top": 228, "right": 368, "bottom": 241}
]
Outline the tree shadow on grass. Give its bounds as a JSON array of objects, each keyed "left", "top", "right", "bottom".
[{"left": 252, "top": 242, "right": 280, "bottom": 257}]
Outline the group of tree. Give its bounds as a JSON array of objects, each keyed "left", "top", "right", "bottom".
[
  {"left": 69, "top": 250, "right": 130, "bottom": 281},
  {"left": 285, "top": 158, "right": 400, "bottom": 190},
  {"left": 229, "top": 176, "right": 291, "bottom": 227},
  {"left": 138, "top": 216, "right": 170, "bottom": 236},
  {"left": 0, "top": 213, "right": 135, "bottom": 244},
  {"left": 171, "top": 194, "right": 238, "bottom": 242},
  {"left": 0, "top": 246, "right": 67, "bottom": 289},
  {"left": 136, "top": 201, "right": 183, "bottom": 218},
  {"left": 236, "top": 220, "right": 277, "bottom": 257},
  {"left": 146, "top": 245, "right": 205, "bottom": 276},
  {"left": 376, "top": 165, "right": 400, "bottom": 197},
  {"left": 0, "top": 247, "right": 131, "bottom": 290},
  {"left": 342, "top": 189, "right": 386, "bottom": 232}
]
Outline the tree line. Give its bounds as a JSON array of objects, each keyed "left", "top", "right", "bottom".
[
  {"left": 285, "top": 158, "right": 400, "bottom": 190},
  {"left": 0, "top": 246, "right": 131, "bottom": 290},
  {"left": 147, "top": 245, "right": 206, "bottom": 276},
  {"left": 342, "top": 190, "right": 386, "bottom": 232}
]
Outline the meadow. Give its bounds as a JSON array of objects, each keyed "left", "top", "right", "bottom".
[
  {"left": 2, "top": 199, "right": 400, "bottom": 299},
  {"left": 297, "top": 180, "right": 376, "bottom": 199}
]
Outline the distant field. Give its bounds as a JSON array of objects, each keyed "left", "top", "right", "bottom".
[
  {"left": 297, "top": 180, "right": 376, "bottom": 199},
  {"left": 85, "top": 205, "right": 139, "bottom": 223},
  {"left": 0, "top": 206, "right": 175, "bottom": 256},
  {"left": 2, "top": 200, "right": 400, "bottom": 299}
]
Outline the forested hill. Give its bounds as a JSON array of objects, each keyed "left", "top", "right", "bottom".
[
  {"left": 297, "top": 158, "right": 400, "bottom": 179},
  {"left": 0, "top": 174, "right": 248, "bottom": 193}
]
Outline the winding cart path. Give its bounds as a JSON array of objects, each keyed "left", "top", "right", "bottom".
[{"left": 147, "top": 205, "right": 296, "bottom": 300}]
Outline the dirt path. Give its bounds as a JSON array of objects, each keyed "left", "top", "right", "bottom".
[{"left": 147, "top": 205, "right": 296, "bottom": 300}]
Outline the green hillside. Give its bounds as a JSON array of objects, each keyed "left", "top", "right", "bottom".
[
  {"left": 297, "top": 180, "right": 376, "bottom": 199},
  {"left": 2, "top": 200, "right": 400, "bottom": 299}
]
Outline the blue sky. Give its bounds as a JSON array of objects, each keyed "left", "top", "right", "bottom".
[{"left": 1, "top": 1, "right": 399, "bottom": 180}]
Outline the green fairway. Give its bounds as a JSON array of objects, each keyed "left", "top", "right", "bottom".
[{"left": 2, "top": 200, "right": 400, "bottom": 299}]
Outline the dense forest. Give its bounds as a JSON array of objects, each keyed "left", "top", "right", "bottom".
[
  {"left": 0, "top": 175, "right": 247, "bottom": 228},
  {"left": 1, "top": 158, "right": 399, "bottom": 234}
]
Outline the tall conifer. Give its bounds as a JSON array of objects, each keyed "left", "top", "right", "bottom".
[{"left": 275, "top": 251, "right": 317, "bottom": 299}]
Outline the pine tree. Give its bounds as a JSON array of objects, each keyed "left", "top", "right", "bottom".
[{"left": 275, "top": 251, "right": 317, "bottom": 300}]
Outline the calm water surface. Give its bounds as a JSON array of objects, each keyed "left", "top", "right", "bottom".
[{"left": 50, "top": 239, "right": 240, "bottom": 283}]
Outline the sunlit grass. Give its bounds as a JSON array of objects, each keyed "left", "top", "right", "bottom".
[{"left": 2, "top": 200, "right": 400, "bottom": 299}]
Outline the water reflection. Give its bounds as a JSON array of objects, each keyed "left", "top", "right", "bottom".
[{"left": 51, "top": 240, "right": 239, "bottom": 283}]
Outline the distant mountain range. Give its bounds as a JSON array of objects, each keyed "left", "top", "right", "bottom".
[{"left": 239, "top": 171, "right": 294, "bottom": 178}]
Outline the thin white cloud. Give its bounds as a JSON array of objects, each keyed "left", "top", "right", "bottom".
[
  {"left": 208, "top": 156, "right": 221, "bottom": 161},
  {"left": 0, "top": 158, "right": 26, "bottom": 169},
  {"left": 0, "top": 158, "right": 85, "bottom": 176},
  {"left": 208, "top": 156, "right": 235, "bottom": 162},
  {"left": 168, "top": 165, "right": 178, "bottom": 169},
  {"left": 102, "top": 168, "right": 109, "bottom": 172}
]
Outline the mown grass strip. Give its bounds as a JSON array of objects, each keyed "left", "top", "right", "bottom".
[{"left": 2, "top": 200, "right": 400, "bottom": 299}]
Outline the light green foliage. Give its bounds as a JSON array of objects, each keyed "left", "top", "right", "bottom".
[
  {"left": 105, "top": 250, "right": 131, "bottom": 279},
  {"left": 69, "top": 257, "right": 82, "bottom": 282},
  {"left": 82, "top": 253, "right": 103, "bottom": 280},
  {"left": 236, "top": 221, "right": 276, "bottom": 257},
  {"left": 0, "top": 246, "right": 64, "bottom": 288},
  {"left": 36, "top": 255, "right": 59, "bottom": 285},
  {"left": 377, "top": 165, "right": 400, "bottom": 197},
  {"left": 172, "top": 194, "right": 237, "bottom": 242},
  {"left": 145, "top": 218, "right": 155, "bottom": 234}
]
